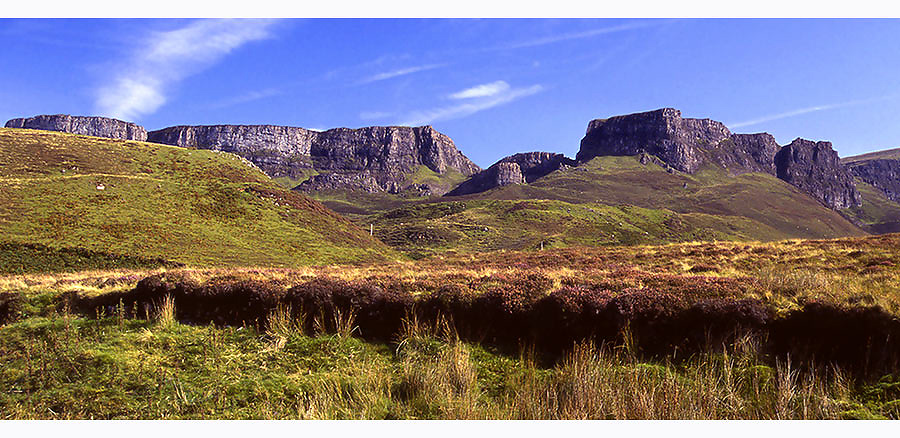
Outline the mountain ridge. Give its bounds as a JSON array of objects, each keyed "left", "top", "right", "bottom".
[{"left": 6, "top": 109, "right": 900, "bottom": 238}]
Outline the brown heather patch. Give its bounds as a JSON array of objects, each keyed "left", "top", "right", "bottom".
[{"left": 4, "top": 233, "right": 900, "bottom": 374}]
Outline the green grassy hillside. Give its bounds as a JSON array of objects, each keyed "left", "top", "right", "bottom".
[
  {"left": 456, "top": 156, "right": 865, "bottom": 239},
  {"left": 842, "top": 180, "right": 900, "bottom": 234},
  {"left": 322, "top": 155, "right": 865, "bottom": 257},
  {"left": 842, "top": 147, "right": 900, "bottom": 163},
  {"left": 367, "top": 199, "right": 776, "bottom": 259},
  {"left": 0, "top": 128, "right": 396, "bottom": 270}
]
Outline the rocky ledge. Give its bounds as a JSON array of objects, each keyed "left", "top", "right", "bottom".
[
  {"left": 446, "top": 152, "right": 576, "bottom": 196},
  {"left": 576, "top": 108, "right": 778, "bottom": 175},
  {"left": 5, "top": 114, "right": 148, "bottom": 141},
  {"left": 148, "top": 124, "right": 480, "bottom": 195},
  {"left": 575, "top": 108, "right": 862, "bottom": 210}
]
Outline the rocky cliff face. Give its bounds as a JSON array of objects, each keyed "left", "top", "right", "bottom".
[
  {"left": 578, "top": 108, "right": 727, "bottom": 173},
  {"left": 775, "top": 138, "right": 861, "bottom": 210},
  {"left": 577, "top": 108, "right": 778, "bottom": 175},
  {"left": 575, "top": 108, "right": 868, "bottom": 210},
  {"left": 147, "top": 124, "right": 480, "bottom": 194},
  {"left": 148, "top": 124, "right": 318, "bottom": 181},
  {"left": 720, "top": 133, "right": 780, "bottom": 175},
  {"left": 847, "top": 158, "right": 900, "bottom": 203},
  {"left": 446, "top": 152, "right": 576, "bottom": 196},
  {"left": 5, "top": 114, "right": 147, "bottom": 141}
]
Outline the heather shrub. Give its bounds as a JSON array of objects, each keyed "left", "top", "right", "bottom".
[
  {"left": 183, "top": 279, "right": 285, "bottom": 327},
  {"left": 533, "top": 287, "right": 615, "bottom": 353},
  {"left": 771, "top": 302, "right": 900, "bottom": 377},
  {"left": 55, "top": 270, "right": 900, "bottom": 377},
  {"left": 285, "top": 278, "right": 414, "bottom": 341},
  {"left": 601, "top": 288, "right": 687, "bottom": 356},
  {"left": 0, "top": 292, "right": 22, "bottom": 324},
  {"left": 671, "top": 298, "right": 770, "bottom": 353},
  {"left": 418, "top": 285, "right": 477, "bottom": 338},
  {"left": 62, "top": 273, "right": 192, "bottom": 319},
  {"left": 285, "top": 277, "right": 343, "bottom": 329},
  {"left": 334, "top": 281, "right": 413, "bottom": 340},
  {"left": 471, "top": 284, "right": 545, "bottom": 345}
]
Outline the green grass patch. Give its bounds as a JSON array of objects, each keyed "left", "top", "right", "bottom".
[{"left": 0, "top": 128, "right": 396, "bottom": 269}]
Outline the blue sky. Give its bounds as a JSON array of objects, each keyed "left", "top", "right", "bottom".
[{"left": 3, "top": 18, "right": 900, "bottom": 167}]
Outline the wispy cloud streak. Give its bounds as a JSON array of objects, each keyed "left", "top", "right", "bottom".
[
  {"left": 359, "top": 63, "right": 446, "bottom": 84},
  {"left": 397, "top": 82, "right": 543, "bottom": 126},
  {"left": 729, "top": 96, "right": 894, "bottom": 129},
  {"left": 448, "top": 81, "right": 510, "bottom": 99},
  {"left": 208, "top": 88, "right": 282, "bottom": 109},
  {"left": 484, "top": 20, "right": 663, "bottom": 52},
  {"left": 95, "top": 19, "right": 280, "bottom": 121},
  {"left": 359, "top": 111, "right": 394, "bottom": 120}
]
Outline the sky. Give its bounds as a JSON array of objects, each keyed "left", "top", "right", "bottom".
[{"left": 3, "top": 18, "right": 900, "bottom": 167}]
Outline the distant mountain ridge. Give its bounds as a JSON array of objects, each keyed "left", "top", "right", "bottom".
[
  {"left": 4, "top": 115, "right": 480, "bottom": 196},
  {"left": 146, "top": 124, "right": 480, "bottom": 195},
  {"left": 453, "top": 108, "right": 862, "bottom": 211},
  {"left": 6, "top": 109, "right": 900, "bottom": 217},
  {"left": 576, "top": 108, "right": 778, "bottom": 175}
]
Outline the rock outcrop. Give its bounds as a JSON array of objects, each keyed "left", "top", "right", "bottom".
[
  {"left": 775, "top": 138, "right": 861, "bottom": 210},
  {"left": 147, "top": 124, "right": 480, "bottom": 194},
  {"left": 846, "top": 156, "right": 900, "bottom": 203},
  {"left": 446, "top": 152, "right": 576, "bottom": 196},
  {"left": 575, "top": 108, "right": 868, "bottom": 210},
  {"left": 576, "top": 108, "right": 778, "bottom": 175},
  {"left": 5, "top": 114, "right": 148, "bottom": 141},
  {"left": 722, "top": 133, "right": 780, "bottom": 175}
]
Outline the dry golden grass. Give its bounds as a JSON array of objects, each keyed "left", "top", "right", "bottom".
[
  {"left": 5, "top": 233, "right": 899, "bottom": 318},
  {"left": 504, "top": 342, "right": 847, "bottom": 420}
]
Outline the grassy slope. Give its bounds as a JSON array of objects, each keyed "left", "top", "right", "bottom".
[
  {"left": 477, "top": 156, "right": 864, "bottom": 240},
  {"left": 271, "top": 168, "right": 320, "bottom": 189},
  {"left": 308, "top": 165, "right": 470, "bottom": 220},
  {"left": 0, "top": 128, "right": 395, "bottom": 269},
  {"left": 323, "top": 155, "right": 864, "bottom": 257},
  {"left": 842, "top": 147, "right": 900, "bottom": 163},
  {"left": 842, "top": 180, "right": 900, "bottom": 234},
  {"left": 839, "top": 150, "right": 900, "bottom": 233},
  {"left": 3, "top": 233, "right": 900, "bottom": 419},
  {"left": 2, "top": 316, "right": 888, "bottom": 419},
  {"left": 368, "top": 199, "right": 767, "bottom": 259}
]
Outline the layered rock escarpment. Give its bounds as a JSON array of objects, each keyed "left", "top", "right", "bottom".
[
  {"left": 446, "top": 152, "right": 576, "bottom": 196},
  {"left": 5, "top": 114, "right": 148, "bottom": 141},
  {"left": 575, "top": 108, "right": 863, "bottom": 210},
  {"left": 576, "top": 108, "right": 777, "bottom": 175},
  {"left": 774, "top": 138, "right": 861, "bottom": 210},
  {"left": 845, "top": 151, "right": 900, "bottom": 203},
  {"left": 148, "top": 125, "right": 318, "bottom": 181},
  {"left": 147, "top": 124, "right": 480, "bottom": 194}
]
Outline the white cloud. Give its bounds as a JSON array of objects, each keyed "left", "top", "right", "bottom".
[
  {"left": 448, "top": 81, "right": 510, "bottom": 100},
  {"left": 397, "top": 83, "right": 544, "bottom": 126},
  {"left": 95, "top": 19, "right": 280, "bottom": 121},
  {"left": 359, "top": 111, "right": 394, "bottom": 120},
  {"left": 729, "top": 96, "right": 894, "bottom": 129},
  {"left": 208, "top": 88, "right": 282, "bottom": 109},
  {"left": 359, "top": 63, "right": 446, "bottom": 84},
  {"left": 485, "top": 21, "right": 663, "bottom": 51}
]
